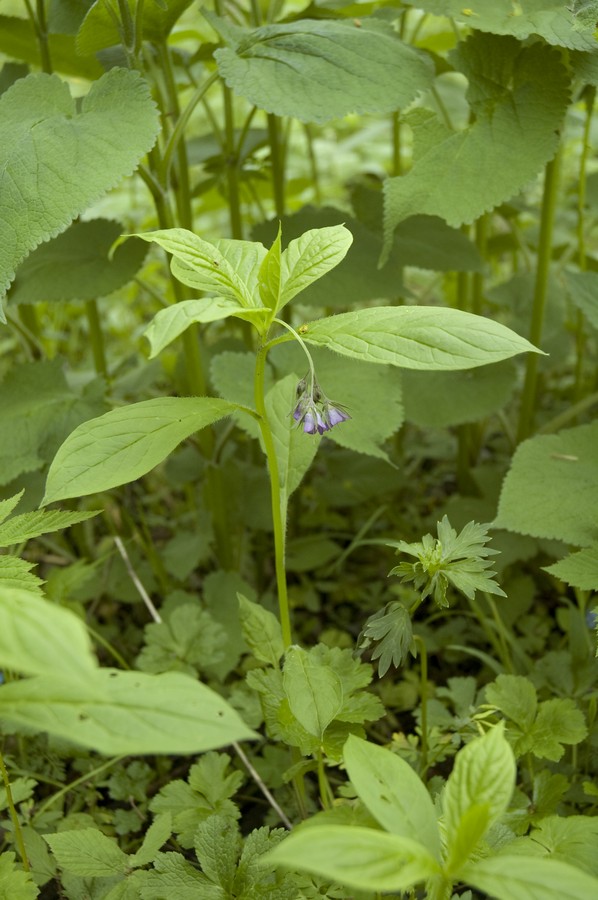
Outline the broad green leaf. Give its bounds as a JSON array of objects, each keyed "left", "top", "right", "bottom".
[
  {"left": 194, "top": 815, "right": 240, "bottom": 892},
  {"left": 0, "top": 851, "right": 39, "bottom": 900},
  {"left": 0, "top": 14, "right": 103, "bottom": 80},
  {"left": 402, "top": 1, "right": 598, "bottom": 50},
  {"left": 136, "top": 851, "right": 224, "bottom": 899},
  {"left": 443, "top": 725, "right": 515, "bottom": 865},
  {"left": 0, "top": 587, "right": 97, "bottom": 679},
  {"left": 529, "top": 699, "right": 587, "bottom": 761},
  {"left": 297, "top": 306, "right": 539, "bottom": 370},
  {"left": 383, "top": 35, "right": 570, "bottom": 256},
  {"left": 265, "top": 375, "right": 321, "bottom": 505},
  {"left": 263, "top": 825, "right": 440, "bottom": 892},
  {"left": 494, "top": 422, "right": 598, "bottom": 546},
  {"left": 144, "top": 298, "right": 267, "bottom": 358},
  {"left": 0, "top": 669, "right": 256, "bottom": 754},
  {"left": 42, "top": 397, "right": 238, "bottom": 504},
  {"left": 238, "top": 594, "right": 284, "bottom": 668},
  {"left": 445, "top": 803, "right": 492, "bottom": 875},
  {"left": 463, "top": 853, "right": 598, "bottom": 900},
  {"left": 0, "top": 557, "right": 44, "bottom": 596},
  {"left": 213, "top": 17, "right": 434, "bottom": 123},
  {"left": 128, "top": 814, "right": 172, "bottom": 868},
  {"left": 486, "top": 675, "right": 538, "bottom": 731},
  {"left": 0, "top": 68, "right": 160, "bottom": 306},
  {"left": 44, "top": 829, "right": 129, "bottom": 877},
  {"left": 343, "top": 734, "right": 441, "bottom": 858},
  {"left": 131, "top": 229, "right": 264, "bottom": 308},
  {"left": 526, "top": 815, "right": 598, "bottom": 877},
  {"left": 77, "top": 0, "right": 193, "bottom": 54},
  {"left": 282, "top": 646, "right": 343, "bottom": 739},
  {"left": 277, "top": 226, "right": 353, "bottom": 313},
  {"left": 0, "top": 508, "right": 99, "bottom": 548},
  {"left": 544, "top": 546, "right": 598, "bottom": 591},
  {"left": 402, "top": 361, "right": 517, "bottom": 427},
  {"left": 0, "top": 359, "right": 106, "bottom": 488},
  {"left": 564, "top": 270, "right": 598, "bottom": 330},
  {"left": 8, "top": 219, "right": 147, "bottom": 305}
]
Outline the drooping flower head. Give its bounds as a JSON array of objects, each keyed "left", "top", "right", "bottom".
[{"left": 292, "top": 373, "right": 350, "bottom": 435}]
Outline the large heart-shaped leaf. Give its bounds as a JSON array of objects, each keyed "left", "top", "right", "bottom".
[{"left": 0, "top": 68, "right": 159, "bottom": 310}]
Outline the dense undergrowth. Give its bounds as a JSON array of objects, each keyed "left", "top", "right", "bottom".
[{"left": 0, "top": 1, "right": 598, "bottom": 898}]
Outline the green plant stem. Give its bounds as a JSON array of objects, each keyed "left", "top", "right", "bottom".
[
  {"left": 156, "top": 39, "right": 193, "bottom": 229},
  {"left": 85, "top": 300, "right": 108, "bottom": 379},
  {"left": 414, "top": 635, "right": 429, "bottom": 779},
  {"left": 116, "top": 0, "right": 137, "bottom": 65},
  {"left": 573, "top": 86, "right": 595, "bottom": 402},
  {"left": 268, "top": 113, "right": 286, "bottom": 218},
  {"left": 254, "top": 342, "right": 292, "bottom": 647},
  {"left": 0, "top": 750, "right": 30, "bottom": 871},
  {"left": 538, "top": 389, "right": 598, "bottom": 434},
  {"left": 472, "top": 214, "right": 488, "bottom": 316},
  {"left": 516, "top": 148, "right": 561, "bottom": 443},
  {"left": 24, "top": 0, "right": 52, "bottom": 73},
  {"left": 303, "top": 124, "right": 322, "bottom": 205},
  {"left": 316, "top": 749, "right": 334, "bottom": 810},
  {"left": 214, "top": 0, "right": 243, "bottom": 238},
  {"left": 18, "top": 305, "right": 42, "bottom": 354},
  {"left": 35, "top": 756, "right": 127, "bottom": 818}
]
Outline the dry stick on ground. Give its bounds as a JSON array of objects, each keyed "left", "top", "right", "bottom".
[{"left": 113, "top": 536, "right": 293, "bottom": 830}]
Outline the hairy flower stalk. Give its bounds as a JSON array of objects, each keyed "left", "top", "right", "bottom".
[{"left": 292, "top": 374, "right": 350, "bottom": 435}]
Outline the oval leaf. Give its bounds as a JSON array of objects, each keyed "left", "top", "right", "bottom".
[
  {"left": 0, "top": 669, "right": 256, "bottom": 755},
  {"left": 343, "top": 734, "right": 441, "bottom": 859},
  {"left": 299, "top": 306, "right": 540, "bottom": 370},
  {"left": 463, "top": 854, "right": 598, "bottom": 900},
  {"left": 264, "top": 825, "right": 440, "bottom": 892},
  {"left": 283, "top": 646, "right": 343, "bottom": 739},
  {"left": 214, "top": 18, "right": 433, "bottom": 123},
  {"left": 43, "top": 397, "right": 238, "bottom": 504},
  {"left": 144, "top": 298, "right": 267, "bottom": 358}
]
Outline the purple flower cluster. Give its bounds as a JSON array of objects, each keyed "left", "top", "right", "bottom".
[{"left": 292, "top": 376, "right": 350, "bottom": 435}]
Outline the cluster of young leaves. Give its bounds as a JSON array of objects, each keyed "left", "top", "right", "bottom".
[{"left": 266, "top": 727, "right": 598, "bottom": 898}]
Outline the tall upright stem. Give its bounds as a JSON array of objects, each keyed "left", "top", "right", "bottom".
[
  {"left": 254, "top": 342, "right": 292, "bottom": 647},
  {"left": 268, "top": 113, "right": 286, "bottom": 218},
  {"left": 0, "top": 751, "right": 30, "bottom": 872},
  {"left": 573, "top": 87, "right": 595, "bottom": 402},
  {"left": 517, "top": 148, "right": 561, "bottom": 443}
]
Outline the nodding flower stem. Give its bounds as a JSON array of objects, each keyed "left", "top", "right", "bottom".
[{"left": 254, "top": 340, "right": 293, "bottom": 648}]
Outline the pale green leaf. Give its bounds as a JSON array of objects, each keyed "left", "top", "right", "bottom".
[
  {"left": 131, "top": 229, "right": 263, "bottom": 308},
  {"left": 43, "top": 397, "right": 238, "bottom": 504},
  {"left": 343, "top": 734, "right": 441, "bottom": 858},
  {"left": 402, "top": 361, "right": 517, "bottom": 427},
  {"left": 443, "top": 725, "right": 516, "bottom": 863},
  {"left": 137, "top": 851, "right": 223, "bottom": 899},
  {"left": 263, "top": 825, "right": 440, "bottom": 892},
  {"left": 258, "top": 222, "right": 282, "bottom": 310},
  {"left": 0, "top": 68, "right": 159, "bottom": 305},
  {"left": 44, "top": 829, "right": 129, "bottom": 877},
  {"left": 530, "top": 699, "right": 587, "bottom": 761},
  {"left": 527, "top": 815, "right": 598, "bottom": 877},
  {"left": 144, "top": 298, "right": 267, "bottom": 358},
  {"left": 128, "top": 814, "right": 172, "bottom": 868},
  {"left": 0, "top": 491, "right": 24, "bottom": 525},
  {"left": 8, "top": 219, "right": 147, "bottom": 305},
  {"left": 299, "top": 306, "right": 540, "bottom": 370},
  {"left": 0, "top": 851, "right": 39, "bottom": 900},
  {"left": 0, "top": 557, "right": 44, "bottom": 596},
  {"left": 0, "top": 587, "right": 97, "bottom": 679},
  {"left": 445, "top": 803, "right": 492, "bottom": 876},
  {"left": 0, "top": 669, "right": 256, "bottom": 754},
  {"left": 485, "top": 675, "right": 538, "bottom": 731},
  {"left": 0, "top": 508, "right": 100, "bottom": 548},
  {"left": 282, "top": 646, "right": 344, "bottom": 739},
  {"left": 544, "top": 546, "right": 598, "bottom": 591},
  {"left": 194, "top": 815, "right": 240, "bottom": 891},
  {"left": 402, "top": 1, "right": 598, "bottom": 50},
  {"left": 463, "top": 853, "right": 598, "bottom": 900},
  {"left": 277, "top": 225, "right": 353, "bottom": 312},
  {"left": 213, "top": 17, "right": 434, "bottom": 124},
  {"left": 238, "top": 594, "right": 284, "bottom": 668},
  {"left": 494, "top": 422, "right": 598, "bottom": 546},
  {"left": 383, "top": 35, "right": 570, "bottom": 255}
]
